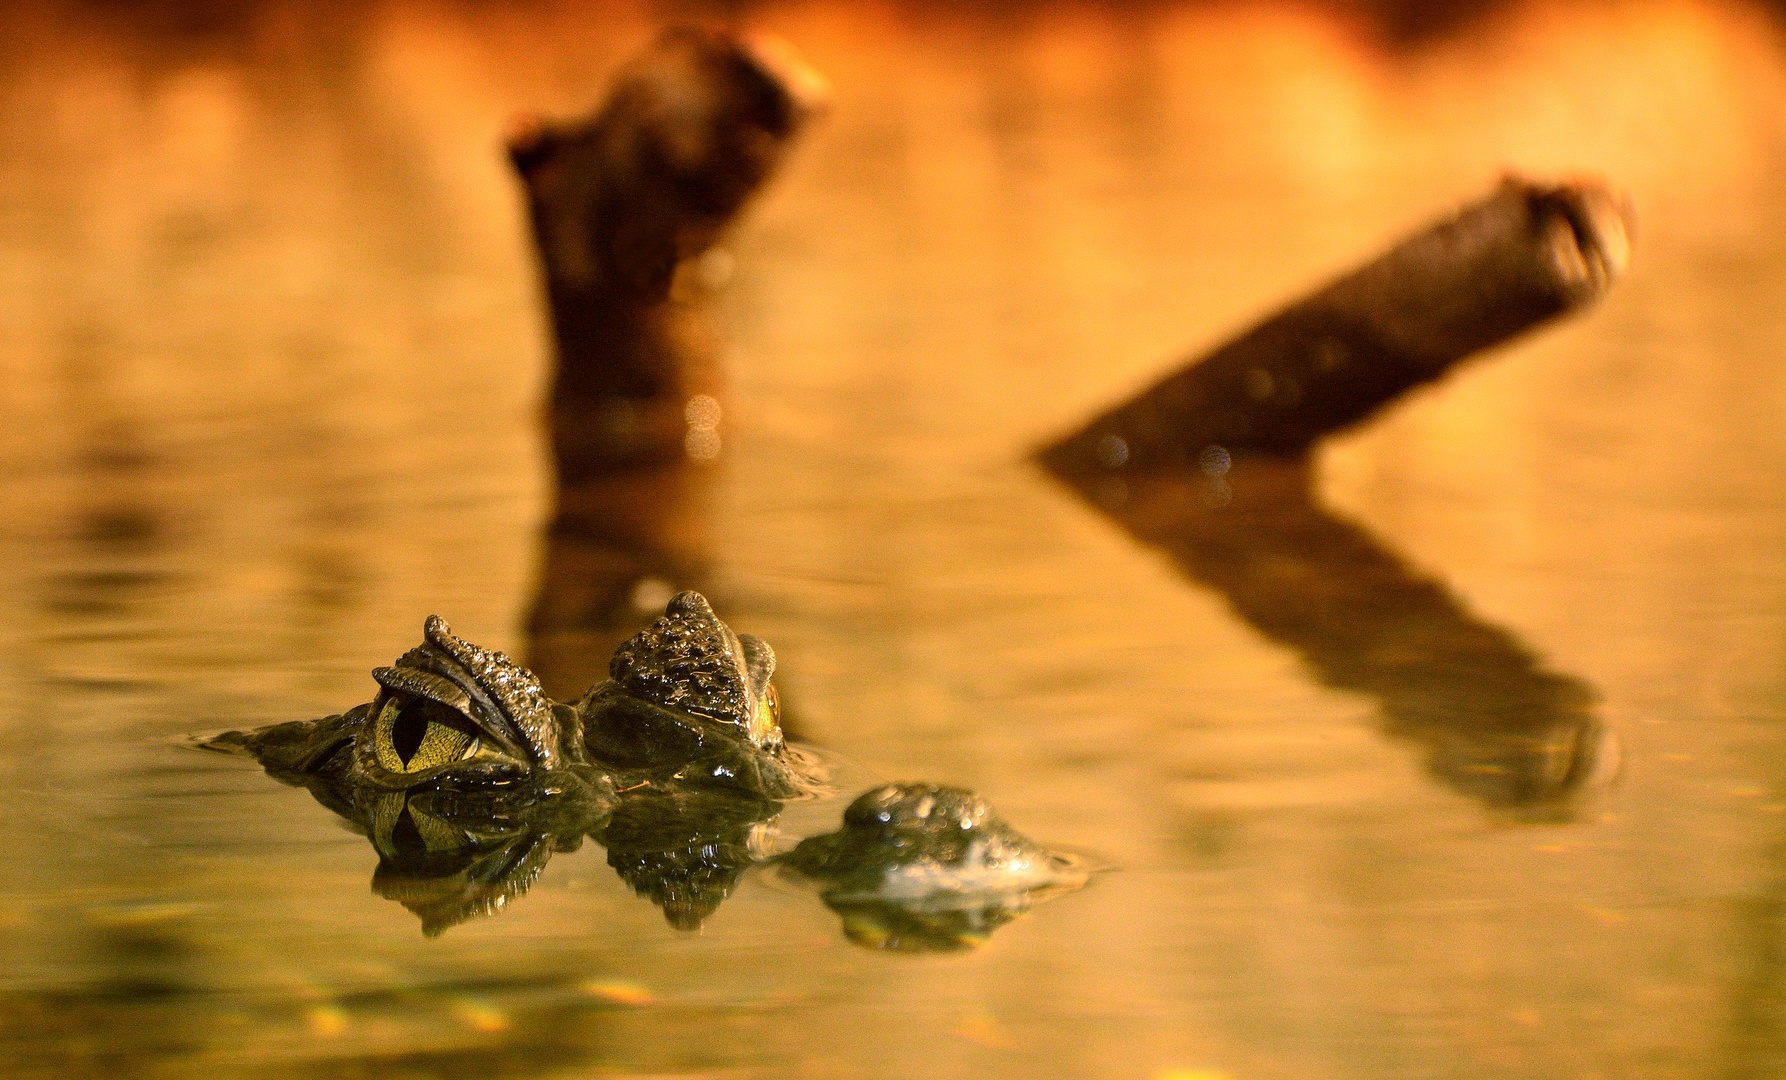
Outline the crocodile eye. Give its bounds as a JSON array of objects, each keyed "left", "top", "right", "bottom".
[
  {"left": 373, "top": 695, "right": 478, "bottom": 774},
  {"left": 752, "top": 683, "right": 780, "bottom": 745}
]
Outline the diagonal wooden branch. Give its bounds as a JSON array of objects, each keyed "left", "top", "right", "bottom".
[{"left": 1041, "top": 176, "right": 1634, "bottom": 473}]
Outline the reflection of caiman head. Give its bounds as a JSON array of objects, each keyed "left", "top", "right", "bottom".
[
  {"left": 780, "top": 783, "right": 1088, "bottom": 953},
  {"left": 826, "top": 896, "right": 1036, "bottom": 954},
  {"left": 362, "top": 786, "right": 602, "bottom": 937},
  {"left": 600, "top": 786, "right": 781, "bottom": 931}
]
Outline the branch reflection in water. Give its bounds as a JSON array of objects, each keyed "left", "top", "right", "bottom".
[{"left": 1046, "top": 451, "right": 1616, "bottom": 820}]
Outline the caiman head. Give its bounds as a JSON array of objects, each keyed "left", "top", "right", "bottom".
[
  {"left": 201, "top": 593, "right": 817, "bottom": 930},
  {"left": 210, "top": 592, "right": 797, "bottom": 795}
]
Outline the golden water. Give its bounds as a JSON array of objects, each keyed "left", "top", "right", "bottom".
[{"left": 4, "top": 1, "right": 1786, "bottom": 1076}]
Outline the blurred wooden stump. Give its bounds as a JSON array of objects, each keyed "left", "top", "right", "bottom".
[
  {"left": 1039, "top": 179, "right": 1633, "bottom": 814},
  {"left": 510, "top": 28, "right": 824, "bottom": 696},
  {"left": 509, "top": 26, "right": 826, "bottom": 472}
]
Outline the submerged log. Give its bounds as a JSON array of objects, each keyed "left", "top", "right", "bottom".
[
  {"left": 1041, "top": 176, "right": 1633, "bottom": 472},
  {"left": 509, "top": 27, "right": 826, "bottom": 472}
]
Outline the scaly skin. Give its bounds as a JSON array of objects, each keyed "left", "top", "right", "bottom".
[
  {"left": 204, "top": 591, "right": 821, "bottom": 934},
  {"left": 209, "top": 590, "right": 816, "bottom": 800}
]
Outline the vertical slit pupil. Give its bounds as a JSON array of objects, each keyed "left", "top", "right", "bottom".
[
  {"left": 391, "top": 700, "right": 434, "bottom": 765},
  {"left": 390, "top": 802, "right": 426, "bottom": 856}
]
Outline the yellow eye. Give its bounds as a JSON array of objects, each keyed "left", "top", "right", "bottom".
[
  {"left": 374, "top": 695, "right": 477, "bottom": 774},
  {"left": 751, "top": 683, "right": 780, "bottom": 745}
]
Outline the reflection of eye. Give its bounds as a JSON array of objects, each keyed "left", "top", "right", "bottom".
[
  {"left": 366, "top": 792, "right": 469, "bottom": 857},
  {"left": 374, "top": 695, "right": 478, "bottom": 774}
]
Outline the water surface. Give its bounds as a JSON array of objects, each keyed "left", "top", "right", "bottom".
[{"left": 5, "top": 1, "right": 1786, "bottom": 1077}]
